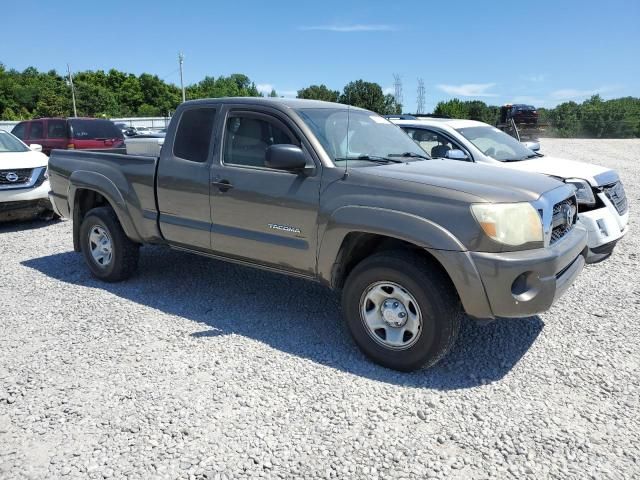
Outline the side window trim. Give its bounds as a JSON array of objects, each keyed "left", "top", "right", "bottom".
[{"left": 221, "top": 110, "right": 298, "bottom": 171}]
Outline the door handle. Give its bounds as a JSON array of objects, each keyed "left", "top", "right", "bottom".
[{"left": 211, "top": 179, "right": 233, "bottom": 192}]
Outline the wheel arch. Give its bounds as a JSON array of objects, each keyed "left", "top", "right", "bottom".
[
  {"left": 69, "top": 171, "right": 142, "bottom": 252},
  {"left": 318, "top": 205, "right": 466, "bottom": 288}
]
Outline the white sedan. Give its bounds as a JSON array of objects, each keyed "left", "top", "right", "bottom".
[{"left": 0, "top": 131, "right": 53, "bottom": 222}]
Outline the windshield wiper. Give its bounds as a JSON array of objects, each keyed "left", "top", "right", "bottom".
[
  {"left": 387, "top": 152, "right": 430, "bottom": 160},
  {"left": 334, "top": 155, "right": 403, "bottom": 164},
  {"left": 504, "top": 153, "right": 543, "bottom": 162}
]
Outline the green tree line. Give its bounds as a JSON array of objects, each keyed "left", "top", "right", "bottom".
[
  {"left": 2, "top": 64, "right": 635, "bottom": 137},
  {"left": 432, "top": 96, "right": 640, "bottom": 138},
  {"left": 0, "top": 64, "right": 401, "bottom": 120}
]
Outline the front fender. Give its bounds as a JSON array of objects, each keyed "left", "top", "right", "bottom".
[
  {"left": 69, "top": 170, "right": 143, "bottom": 244},
  {"left": 317, "top": 205, "right": 466, "bottom": 286}
]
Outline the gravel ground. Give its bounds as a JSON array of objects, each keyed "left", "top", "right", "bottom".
[{"left": 1, "top": 139, "right": 639, "bottom": 480}]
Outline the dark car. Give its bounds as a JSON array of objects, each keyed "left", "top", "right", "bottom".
[
  {"left": 502, "top": 104, "right": 538, "bottom": 125},
  {"left": 11, "top": 118, "right": 125, "bottom": 155}
]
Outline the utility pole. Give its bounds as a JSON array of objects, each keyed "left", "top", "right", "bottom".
[
  {"left": 416, "top": 78, "right": 426, "bottom": 114},
  {"left": 67, "top": 64, "right": 77, "bottom": 117},
  {"left": 393, "top": 74, "right": 403, "bottom": 111},
  {"left": 178, "top": 52, "right": 185, "bottom": 103}
]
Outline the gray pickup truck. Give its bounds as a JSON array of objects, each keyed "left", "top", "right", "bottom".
[{"left": 48, "top": 98, "right": 588, "bottom": 371}]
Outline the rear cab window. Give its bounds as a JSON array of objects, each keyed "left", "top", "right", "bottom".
[
  {"left": 69, "top": 119, "right": 123, "bottom": 140},
  {"left": 173, "top": 108, "right": 217, "bottom": 162}
]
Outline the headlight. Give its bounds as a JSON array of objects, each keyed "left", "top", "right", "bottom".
[
  {"left": 565, "top": 178, "right": 595, "bottom": 206},
  {"left": 471, "top": 202, "right": 543, "bottom": 246}
]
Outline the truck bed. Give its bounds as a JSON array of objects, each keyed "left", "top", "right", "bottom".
[{"left": 48, "top": 149, "right": 161, "bottom": 244}]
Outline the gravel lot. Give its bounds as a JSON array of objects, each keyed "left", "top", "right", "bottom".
[{"left": 1, "top": 139, "right": 639, "bottom": 480}]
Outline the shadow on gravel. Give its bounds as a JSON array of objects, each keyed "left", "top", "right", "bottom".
[
  {"left": 23, "top": 246, "right": 543, "bottom": 390},
  {"left": 0, "top": 217, "right": 61, "bottom": 233}
]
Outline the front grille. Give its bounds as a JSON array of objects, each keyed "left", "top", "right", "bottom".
[
  {"left": 602, "top": 181, "right": 628, "bottom": 215},
  {"left": 0, "top": 168, "right": 32, "bottom": 185},
  {"left": 550, "top": 196, "right": 577, "bottom": 245}
]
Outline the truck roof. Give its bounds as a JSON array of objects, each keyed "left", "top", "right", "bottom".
[{"left": 181, "top": 97, "right": 365, "bottom": 111}]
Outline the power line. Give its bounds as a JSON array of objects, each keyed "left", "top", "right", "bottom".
[
  {"left": 416, "top": 78, "right": 425, "bottom": 114},
  {"left": 393, "top": 74, "right": 403, "bottom": 108}
]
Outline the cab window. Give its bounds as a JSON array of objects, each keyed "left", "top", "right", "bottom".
[{"left": 223, "top": 114, "right": 294, "bottom": 168}]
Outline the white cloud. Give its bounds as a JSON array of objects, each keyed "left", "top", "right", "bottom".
[
  {"left": 298, "top": 24, "right": 397, "bottom": 32},
  {"left": 436, "top": 83, "right": 498, "bottom": 97},
  {"left": 383, "top": 86, "right": 395, "bottom": 95},
  {"left": 550, "top": 85, "right": 618, "bottom": 100},
  {"left": 256, "top": 83, "right": 275, "bottom": 95},
  {"left": 256, "top": 84, "right": 298, "bottom": 98}
]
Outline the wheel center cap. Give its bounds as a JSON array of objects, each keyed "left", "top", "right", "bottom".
[{"left": 381, "top": 298, "right": 408, "bottom": 327}]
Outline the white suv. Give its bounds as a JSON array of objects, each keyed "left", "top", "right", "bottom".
[
  {"left": 391, "top": 117, "right": 628, "bottom": 263},
  {"left": 0, "top": 131, "right": 53, "bottom": 222}
]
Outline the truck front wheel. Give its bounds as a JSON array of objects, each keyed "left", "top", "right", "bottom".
[
  {"left": 79, "top": 207, "right": 139, "bottom": 282},
  {"left": 342, "top": 251, "right": 462, "bottom": 371}
]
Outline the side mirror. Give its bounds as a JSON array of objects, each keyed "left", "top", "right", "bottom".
[
  {"left": 29, "top": 144, "right": 43, "bottom": 152},
  {"left": 265, "top": 144, "right": 309, "bottom": 172},
  {"left": 523, "top": 141, "right": 540, "bottom": 152},
  {"left": 445, "top": 149, "right": 469, "bottom": 161}
]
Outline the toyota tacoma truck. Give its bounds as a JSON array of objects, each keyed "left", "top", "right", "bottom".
[
  {"left": 390, "top": 117, "right": 628, "bottom": 263},
  {"left": 48, "top": 98, "right": 588, "bottom": 371}
]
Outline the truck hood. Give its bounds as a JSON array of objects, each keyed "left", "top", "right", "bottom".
[
  {"left": 0, "top": 150, "right": 49, "bottom": 169},
  {"left": 496, "top": 156, "right": 613, "bottom": 186},
  {"left": 361, "top": 159, "right": 563, "bottom": 203}
]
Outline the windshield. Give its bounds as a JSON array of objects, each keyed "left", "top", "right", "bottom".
[
  {"left": 69, "top": 119, "right": 123, "bottom": 140},
  {"left": 295, "top": 108, "right": 429, "bottom": 165},
  {"left": 456, "top": 126, "right": 535, "bottom": 162},
  {"left": 0, "top": 131, "right": 29, "bottom": 153}
]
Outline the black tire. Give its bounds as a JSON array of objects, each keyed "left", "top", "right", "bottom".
[
  {"left": 342, "top": 250, "right": 462, "bottom": 372},
  {"left": 79, "top": 206, "right": 139, "bottom": 282}
]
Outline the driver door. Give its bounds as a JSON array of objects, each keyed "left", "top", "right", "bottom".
[{"left": 209, "top": 108, "right": 321, "bottom": 276}]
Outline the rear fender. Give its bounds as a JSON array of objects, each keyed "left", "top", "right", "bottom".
[{"left": 69, "top": 170, "right": 143, "bottom": 245}]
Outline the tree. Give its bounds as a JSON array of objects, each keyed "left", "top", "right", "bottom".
[
  {"left": 339, "top": 80, "right": 400, "bottom": 114},
  {"left": 433, "top": 99, "right": 468, "bottom": 119},
  {"left": 268, "top": 88, "right": 278, "bottom": 97},
  {"left": 297, "top": 84, "right": 339, "bottom": 102}
]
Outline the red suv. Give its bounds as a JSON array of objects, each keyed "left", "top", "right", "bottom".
[{"left": 11, "top": 118, "right": 125, "bottom": 155}]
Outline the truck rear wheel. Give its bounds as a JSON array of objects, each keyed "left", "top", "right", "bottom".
[
  {"left": 342, "top": 251, "right": 462, "bottom": 371},
  {"left": 79, "top": 206, "right": 139, "bottom": 282}
]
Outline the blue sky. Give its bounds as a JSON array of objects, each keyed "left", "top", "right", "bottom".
[{"left": 3, "top": 0, "right": 639, "bottom": 112}]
